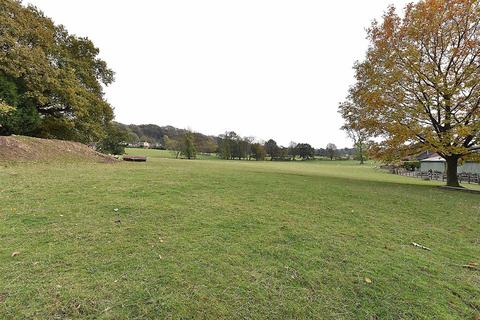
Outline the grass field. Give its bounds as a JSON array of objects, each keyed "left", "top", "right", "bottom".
[
  {"left": 1, "top": 150, "right": 479, "bottom": 319},
  {"left": 125, "top": 148, "right": 219, "bottom": 160}
]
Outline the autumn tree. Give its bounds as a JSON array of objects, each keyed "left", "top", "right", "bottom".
[
  {"left": 340, "top": 0, "right": 480, "bottom": 186},
  {"left": 0, "top": 0, "right": 114, "bottom": 142}
]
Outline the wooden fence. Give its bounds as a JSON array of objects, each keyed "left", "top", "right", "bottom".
[{"left": 393, "top": 169, "right": 480, "bottom": 184}]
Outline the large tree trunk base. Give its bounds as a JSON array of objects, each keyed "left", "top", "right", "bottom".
[{"left": 445, "top": 156, "right": 460, "bottom": 187}]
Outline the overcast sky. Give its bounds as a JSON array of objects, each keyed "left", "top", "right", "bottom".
[{"left": 27, "top": 0, "right": 411, "bottom": 148}]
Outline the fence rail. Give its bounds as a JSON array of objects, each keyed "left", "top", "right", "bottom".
[{"left": 392, "top": 169, "right": 480, "bottom": 184}]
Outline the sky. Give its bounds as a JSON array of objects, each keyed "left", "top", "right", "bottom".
[{"left": 27, "top": 0, "right": 411, "bottom": 148}]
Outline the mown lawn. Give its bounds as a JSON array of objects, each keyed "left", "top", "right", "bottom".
[
  {"left": 125, "top": 147, "right": 219, "bottom": 160},
  {"left": 0, "top": 154, "right": 479, "bottom": 319}
]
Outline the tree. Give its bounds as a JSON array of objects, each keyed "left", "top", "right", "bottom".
[
  {"left": 164, "top": 135, "right": 182, "bottom": 158},
  {"left": 277, "top": 147, "right": 289, "bottom": 161},
  {"left": 97, "top": 122, "right": 130, "bottom": 155},
  {"left": 265, "top": 139, "right": 279, "bottom": 161},
  {"left": 181, "top": 130, "right": 196, "bottom": 159},
  {"left": 339, "top": 104, "right": 370, "bottom": 164},
  {"left": 341, "top": 0, "right": 480, "bottom": 187},
  {"left": 0, "top": 99, "right": 15, "bottom": 132},
  {"left": 195, "top": 135, "right": 217, "bottom": 154},
  {"left": 296, "top": 143, "right": 315, "bottom": 160},
  {"left": 288, "top": 142, "right": 298, "bottom": 160},
  {"left": 346, "top": 128, "right": 369, "bottom": 164},
  {"left": 238, "top": 137, "right": 252, "bottom": 160},
  {"left": 326, "top": 143, "right": 337, "bottom": 160},
  {"left": 250, "top": 143, "right": 266, "bottom": 160},
  {"left": 0, "top": 1, "right": 114, "bottom": 142},
  {"left": 218, "top": 131, "right": 237, "bottom": 160}
]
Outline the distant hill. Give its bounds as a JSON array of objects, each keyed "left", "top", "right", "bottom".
[
  {"left": 0, "top": 136, "right": 115, "bottom": 163},
  {"left": 116, "top": 123, "right": 218, "bottom": 153},
  {"left": 117, "top": 123, "right": 355, "bottom": 156}
]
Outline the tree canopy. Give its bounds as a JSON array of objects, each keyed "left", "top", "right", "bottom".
[
  {"left": 339, "top": 0, "right": 480, "bottom": 186},
  {"left": 0, "top": 0, "right": 114, "bottom": 142}
]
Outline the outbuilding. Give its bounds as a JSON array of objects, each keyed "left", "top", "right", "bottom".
[{"left": 420, "top": 155, "right": 480, "bottom": 174}]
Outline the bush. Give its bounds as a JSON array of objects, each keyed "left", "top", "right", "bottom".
[{"left": 403, "top": 161, "right": 420, "bottom": 171}]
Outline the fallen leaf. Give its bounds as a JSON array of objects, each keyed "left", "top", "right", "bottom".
[
  {"left": 11, "top": 252, "right": 20, "bottom": 257},
  {"left": 364, "top": 277, "right": 372, "bottom": 284}
]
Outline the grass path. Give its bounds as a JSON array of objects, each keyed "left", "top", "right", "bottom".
[{"left": 0, "top": 156, "right": 479, "bottom": 319}]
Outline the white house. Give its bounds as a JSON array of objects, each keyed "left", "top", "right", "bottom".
[{"left": 420, "top": 155, "right": 480, "bottom": 174}]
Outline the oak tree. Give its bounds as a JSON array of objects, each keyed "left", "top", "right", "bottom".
[
  {"left": 340, "top": 0, "right": 480, "bottom": 186},
  {"left": 0, "top": 0, "right": 114, "bottom": 142}
]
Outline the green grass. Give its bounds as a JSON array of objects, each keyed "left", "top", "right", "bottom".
[
  {"left": 0, "top": 156, "right": 479, "bottom": 319},
  {"left": 125, "top": 147, "right": 219, "bottom": 160}
]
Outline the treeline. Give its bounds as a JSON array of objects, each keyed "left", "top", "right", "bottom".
[
  {"left": 114, "top": 124, "right": 356, "bottom": 161},
  {"left": 216, "top": 131, "right": 355, "bottom": 161}
]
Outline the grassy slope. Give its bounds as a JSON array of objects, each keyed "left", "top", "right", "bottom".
[
  {"left": 0, "top": 136, "right": 114, "bottom": 163},
  {"left": 0, "top": 152, "right": 479, "bottom": 319}
]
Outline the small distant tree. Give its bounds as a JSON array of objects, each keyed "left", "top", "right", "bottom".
[
  {"left": 250, "top": 143, "right": 266, "bottom": 160},
  {"left": 238, "top": 137, "right": 252, "bottom": 160},
  {"left": 181, "top": 130, "right": 197, "bottom": 159},
  {"left": 164, "top": 135, "right": 182, "bottom": 158},
  {"left": 296, "top": 143, "right": 315, "bottom": 160},
  {"left": 195, "top": 135, "right": 217, "bottom": 154},
  {"left": 127, "top": 131, "right": 140, "bottom": 144},
  {"left": 326, "top": 143, "right": 337, "bottom": 160},
  {"left": 344, "top": 128, "right": 368, "bottom": 164},
  {"left": 277, "top": 147, "right": 289, "bottom": 160},
  {"left": 218, "top": 131, "right": 238, "bottom": 159},
  {"left": 97, "top": 122, "right": 130, "bottom": 155},
  {"left": 288, "top": 142, "right": 298, "bottom": 160},
  {"left": 265, "top": 139, "right": 279, "bottom": 161}
]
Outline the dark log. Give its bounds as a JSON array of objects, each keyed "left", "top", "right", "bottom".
[{"left": 123, "top": 156, "right": 147, "bottom": 162}]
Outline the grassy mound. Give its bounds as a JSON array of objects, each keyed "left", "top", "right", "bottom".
[{"left": 0, "top": 135, "right": 115, "bottom": 163}]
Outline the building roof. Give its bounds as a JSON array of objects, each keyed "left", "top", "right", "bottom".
[
  {"left": 416, "top": 151, "right": 438, "bottom": 160},
  {"left": 421, "top": 155, "right": 445, "bottom": 162}
]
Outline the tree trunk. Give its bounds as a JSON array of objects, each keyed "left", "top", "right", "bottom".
[{"left": 445, "top": 156, "right": 460, "bottom": 187}]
